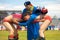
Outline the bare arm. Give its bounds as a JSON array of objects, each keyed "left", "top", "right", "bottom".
[
  {"left": 12, "top": 18, "right": 23, "bottom": 25},
  {"left": 12, "top": 18, "right": 19, "bottom": 24}
]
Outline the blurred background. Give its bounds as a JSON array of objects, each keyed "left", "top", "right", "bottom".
[
  {"left": 0, "top": 0, "right": 60, "bottom": 31},
  {"left": 0, "top": 0, "right": 60, "bottom": 40}
]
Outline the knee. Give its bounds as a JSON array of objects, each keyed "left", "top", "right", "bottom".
[
  {"left": 3, "top": 22, "right": 6, "bottom": 25},
  {"left": 39, "top": 29, "right": 44, "bottom": 33}
]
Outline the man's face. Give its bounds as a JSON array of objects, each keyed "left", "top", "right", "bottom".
[
  {"left": 23, "top": 15, "right": 30, "bottom": 21},
  {"left": 25, "top": 5, "right": 31, "bottom": 10}
]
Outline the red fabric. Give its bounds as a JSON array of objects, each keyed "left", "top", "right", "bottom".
[
  {"left": 8, "top": 35, "right": 14, "bottom": 38},
  {"left": 33, "top": 20, "right": 39, "bottom": 23},
  {"left": 3, "top": 14, "right": 22, "bottom": 23},
  {"left": 12, "top": 14, "right": 22, "bottom": 19},
  {"left": 12, "top": 14, "right": 22, "bottom": 24},
  {"left": 33, "top": 15, "right": 52, "bottom": 23},
  {"left": 17, "top": 25, "right": 20, "bottom": 30},
  {"left": 14, "top": 34, "right": 19, "bottom": 38},
  {"left": 3, "top": 19, "right": 11, "bottom": 22},
  {"left": 44, "top": 15, "right": 52, "bottom": 22}
]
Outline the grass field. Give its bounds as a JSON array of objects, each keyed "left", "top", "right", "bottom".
[{"left": 0, "top": 30, "right": 60, "bottom": 40}]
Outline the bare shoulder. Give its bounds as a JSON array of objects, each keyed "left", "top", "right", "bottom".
[{"left": 4, "top": 15, "right": 13, "bottom": 19}]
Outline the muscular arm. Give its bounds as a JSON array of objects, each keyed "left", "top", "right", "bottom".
[
  {"left": 34, "top": 15, "right": 52, "bottom": 22},
  {"left": 12, "top": 18, "right": 22, "bottom": 25},
  {"left": 12, "top": 14, "right": 22, "bottom": 25},
  {"left": 12, "top": 18, "right": 19, "bottom": 24}
]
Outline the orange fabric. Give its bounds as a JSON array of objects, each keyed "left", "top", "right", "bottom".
[{"left": 44, "top": 15, "right": 52, "bottom": 22}]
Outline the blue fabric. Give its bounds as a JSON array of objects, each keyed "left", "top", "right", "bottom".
[
  {"left": 19, "top": 6, "right": 40, "bottom": 40},
  {"left": 23, "top": 6, "right": 41, "bottom": 15},
  {"left": 19, "top": 14, "right": 40, "bottom": 40},
  {"left": 27, "top": 22, "right": 40, "bottom": 40},
  {"left": 19, "top": 14, "right": 36, "bottom": 26}
]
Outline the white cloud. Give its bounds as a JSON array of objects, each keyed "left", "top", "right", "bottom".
[
  {"left": 13, "top": 5, "right": 25, "bottom": 10},
  {"left": 0, "top": 3, "right": 60, "bottom": 18},
  {"left": 45, "top": 4, "right": 60, "bottom": 18},
  {"left": 0, "top": 4, "right": 25, "bottom": 10},
  {"left": 45, "top": 4, "right": 60, "bottom": 11},
  {"left": 0, "top": 4, "right": 8, "bottom": 10},
  {"left": 0, "top": 6, "right": 5, "bottom": 9}
]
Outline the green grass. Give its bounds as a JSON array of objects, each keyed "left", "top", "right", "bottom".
[
  {"left": 0, "top": 30, "right": 60, "bottom": 40},
  {"left": 45, "top": 30, "right": 60, "bottom": 40}
]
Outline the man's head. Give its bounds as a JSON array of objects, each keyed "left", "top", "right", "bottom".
[
  {"left": 41, "top": 7, "right": 48, "bottom": 15},
  {"left": 22, "top": 12, "right": 31, "bottom": 21},
  {"left": 24, "top": 1, "right": 33, "bottom": 10}
]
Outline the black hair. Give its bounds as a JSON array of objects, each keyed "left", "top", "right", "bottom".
[
  {"left": 24, "top": 1, "right": 31, "bottom": 6},
  {"left": 22, "top": 12, "right": 31, "bottom": 19},
  {"left": 41, "top": 11, "right": 48, "bottom": 15},
  {"left": 35, "top": 9, "right": 41, "bottom": 15},
  {"left": 41, "top": 10, "right": 48, "bottom": 15}
]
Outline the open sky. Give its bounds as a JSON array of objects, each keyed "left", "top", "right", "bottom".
[{"left": 0, "top": 0, "right": 60, "bottom": 18}]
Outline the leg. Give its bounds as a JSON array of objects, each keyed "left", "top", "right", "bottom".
[
  {"left": 3, "top": 22, "right": 15, "bottom": 40},
  {"left": 3, "top": 22, "right": 18, "bottom": 40},
  {"left": 33, "top": 23, "right": 40, "bottom": 40},
  {"left": 12, "top": 24, "right": 19, "bottom": 40},
  {"left": 27, "top": 29, "right": 33, "bottom": 40},
  {"left": 39, "top": 20, "right": 50, "bottom": 40}
]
